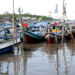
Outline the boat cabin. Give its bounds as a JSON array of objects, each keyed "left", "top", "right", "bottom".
[{"left": 51, "top": 25, "right": 62, "bottom": 34}]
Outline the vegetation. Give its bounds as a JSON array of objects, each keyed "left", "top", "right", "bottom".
[{"left": 0, "top": 11, "right": 54, "bottom": 20}]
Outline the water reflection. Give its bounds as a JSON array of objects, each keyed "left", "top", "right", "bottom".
[{"left": 0, "top": 40, "right": 75, "bottom": 75}]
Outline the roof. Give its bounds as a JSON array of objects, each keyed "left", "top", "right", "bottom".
[
  {"left": 32, "top": 21, "right": 48, "bottom": 27},
  {"left": 22, "top": 17, "right": 30, "bottom": 20}
]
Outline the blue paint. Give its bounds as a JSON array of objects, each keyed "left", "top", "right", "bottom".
[{"left": 0, "top": 46, "right": 13, "bottom": 54}]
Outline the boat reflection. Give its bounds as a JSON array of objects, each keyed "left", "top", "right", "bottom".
[
  {"left": 44, "top": 41, "right": 75, "bottom": 75},
  {"left": 0, "top": 41, "right": 75, "bottom": 75}
]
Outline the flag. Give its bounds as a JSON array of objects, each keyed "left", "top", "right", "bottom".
[
  {"left": 22, "top": 10, "right": 23, "bottom": 13},
  {"left": 54, "top": 4, "right": 58, "bottom": 13},
  {"left": 51, "top": 12, "right": 52, "bottom": 14}
]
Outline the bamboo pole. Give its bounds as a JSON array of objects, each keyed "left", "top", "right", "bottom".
[
  {"left": 12, "top": 0, "right": 15, "bottom": 51},
  {"left": 19, "top": 8, "right": 28, "bottom": 50},
  {"left": 65, "top": 3, "right": 75, "bottom": 43},
  {"left": 19, "top": 8, "right": 25, "bottom": 50},
  {"left": 14, "top": 54, "right": 16, "bottom": 75},
  {"left": 55, "top": 13, "right": 58, "bottom": 48},
  {"left": 17, "top": 52, "right": 18, "bottom": 75},
  {"left": 66, "top": 16, "right": 75, "bottom": 43},
  {"left": 62, "top": 0, "right": 65, "bottom": 43},
  {"left": 14, "top": 14, "right": 19, "bottom": 50},
  {"left": 62, "top": 43, "right": 68, "bottom": 75},
  {"left": 56, "top": 42, "right": 59, "bottom": 75},
  {"left": 55, "top": 26, "right": 57, "bottom": 45}
]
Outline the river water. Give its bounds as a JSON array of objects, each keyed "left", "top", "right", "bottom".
[{"left": 0, "top": 40, "right": 75, "bottom": 75}]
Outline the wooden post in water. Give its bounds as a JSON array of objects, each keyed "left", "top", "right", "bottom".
[
  {"left": 12, "top": 0, "right": 19, "bottom": 51},
  {"left": 55, "top": 14, "right": 58, "bottom": 48},
  {"left": 56, "top": 47, "right": 59, "bottom": 75},
  {"left": 14, "top": 13, "right": 19, "bottom": 50},
  {"left": 62, "top": 0, "right": 65, "bottom": 43},
  {"left": 12, "top": 0, "right": 15, "bottom": 51},
  {"left": 55, "top": 26, "right": 57, "bottom": 45},
  {"left": 19, "top": 8, "right": 28, "bottom": 50},
  {"left": 70, "top": 26, "right": 75, "bottom": 43},
  {"left": 65, "top": 3, "right": 75, "bottom": 43},
  {"left": 19, "top": 8, "right": 25, "bottom": 50}
]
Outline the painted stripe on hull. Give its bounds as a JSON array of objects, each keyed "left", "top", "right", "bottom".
[
  {"left": 65, "top": 32, "right": 72, "bottom": 40},
  {"left": 45, "top": 33, "right": 61, "bottom": 39},
  {"left": 23, "top": 31, "right": 44, "bottom": 43},
  {"left": 0, "top": 46, "right": 13, "bottom": 54},
  {"left": 45, "top": 33, "right": 61, "bottom": 43},
  {"left": 24, "top": 31, "right": 44, "bottom": 39},
  {"left": 46, "top": 37, "right": 54, "bottom": 43}
]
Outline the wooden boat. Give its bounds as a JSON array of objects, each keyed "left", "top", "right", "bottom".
[
  {"left": 21, "top": 30, "right": 44, "bottom": 44},
  {"left": 65, "top": 31, "right": 72, "bottom": 40},
  {"left": 71, "top": 25, "right": 75, "bottom": 39},
  {"left": 45, "top": 33, "right": 62, "bottom": 43},
  {"left": 44, "top": 25, "right": 62, "bottom": 43},
  {"left": 0, "top": 27, "right": 21, "bottom": 54},
  {"left": 21, "top": 21, "right": 48, "bottom": 43},
  {"left": 65, "top": 24, "right": 75, "bottom": 40},
  {"left": 0, "top": 38, "right": 20, "bottom": 54}
]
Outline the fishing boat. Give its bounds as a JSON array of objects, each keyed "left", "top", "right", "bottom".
[
  {"left": 65, "top": 23, "right": 75, "bottom": 40},
  {"left": 21, "top": 21, "right": 48, "bottom": 43},
  {"left": 65, "top": 31, "right": 72, "bottom": 40},
  {"left": 71, "top": 23, "right": 75, "bottom": 39},
  {"left": 0, "top": 38, "right": 20, "bottom": 54},
  {"left": 21, "top": 30, "right": 44, "bottom": 43},
  {"left": 0, "top": 27, "right": 21, "bottom": 54},
  {"left": 44, "top": 25, "right": 62, "bottom": 43}
]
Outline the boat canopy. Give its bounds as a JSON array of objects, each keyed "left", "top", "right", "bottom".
[{"left": 32, "top": 21, "right": 48, "bottom": 28}]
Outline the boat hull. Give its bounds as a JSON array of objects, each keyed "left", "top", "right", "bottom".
[
  {"left": 21, "top": 31, "right": 44, "bottom": 44},
  {"left": 72, "top": 31, "right": 75, "bottom": 39},
  {"left": 0, "top": 38, "right": 20, "bottom": 54},
  {"left": 0, "top": 46, "right": 13, "bottom": 54},
  {"left": 45, "top": 33, "right": 61, "bottom": 43},
  {"left": 65, "top": 32, "right": 72, "bottom": 40}
]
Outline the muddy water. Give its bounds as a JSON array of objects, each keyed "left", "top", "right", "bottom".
[{"left": 0, "top": 40, "right": 75, "bottom": 75}]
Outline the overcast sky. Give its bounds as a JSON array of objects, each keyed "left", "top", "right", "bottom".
[{"left": 0, "top": 0, "right": 75, "bottom": 20}]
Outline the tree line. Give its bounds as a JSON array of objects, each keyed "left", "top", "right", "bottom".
[{"left": 0, "top": 12, "right": 54, "bottom": 20}]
